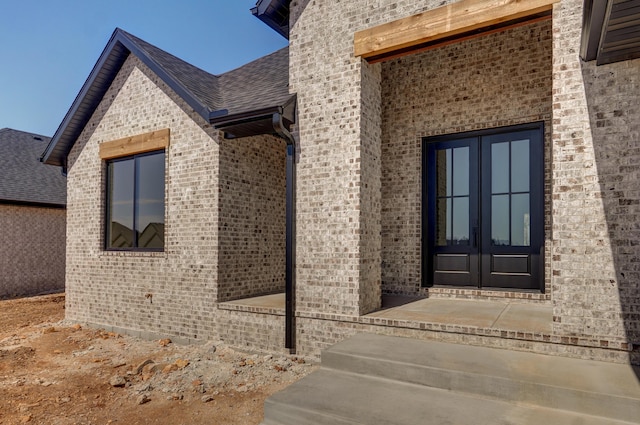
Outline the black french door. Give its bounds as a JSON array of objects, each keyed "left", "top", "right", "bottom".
[{"left": 423, "top": 123, "right": 544, "bottom": 290}]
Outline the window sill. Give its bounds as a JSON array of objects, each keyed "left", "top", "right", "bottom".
[{"left": 99, "top": 250, "right": 168, "bottom": 259}]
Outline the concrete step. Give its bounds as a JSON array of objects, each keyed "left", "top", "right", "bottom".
[
  {"left": 262, "top": 333, "right": 640, "bottom": 425},
  {"left": 321, "top": 333, "right": 640, "bottom": 423},
  {"left": 262, "top": 368, "right": 637, "bottom": 425}
]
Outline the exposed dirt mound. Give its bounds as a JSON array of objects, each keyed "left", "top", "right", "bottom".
[{"left": 0, "top": 294, "right": 315, "bottom": 424}]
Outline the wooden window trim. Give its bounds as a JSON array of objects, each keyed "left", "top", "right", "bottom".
[
  {"left": 354, "top": 0, "right": 560, "bottom": 62},
  {"left": 99, "top": 128, "right": 170, "bottom": 160}
]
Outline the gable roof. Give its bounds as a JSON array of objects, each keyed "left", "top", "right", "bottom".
[
  {"left": 0, "top": 128, "right": 66, "bottom": 207},
  {"left": 42, "top": 28, "right": 293, "bottom": 166}
]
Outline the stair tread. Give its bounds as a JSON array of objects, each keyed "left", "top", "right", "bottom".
[
  {"left": 324, "top": 333, "right": 640, "bottom": 399},
  {"left": 264, "top": 369, "right": 637, "bottom": 425}
]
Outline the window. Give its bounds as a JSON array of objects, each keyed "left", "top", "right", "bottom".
[{"left": 106, "top": 151, "right": 165, "bottom": 250}]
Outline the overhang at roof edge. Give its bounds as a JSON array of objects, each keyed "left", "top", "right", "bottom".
[
  {"left": 0, "top": 199, "right": 66, "bottom": 209},
  {"left": 580, "top": 0, "right": 609, "bottom": 61},
  {"left": 251, "top": 0, "right": 290, "bottom": 39},
  {"left": 209, "top": 95, "right": 296, "bottom": 139},
  {"left": 41, "top": 28, "right": 212, "bottom": 167},
  {"left": 580, "top": 0, "right": 640, "bottom": 65}
]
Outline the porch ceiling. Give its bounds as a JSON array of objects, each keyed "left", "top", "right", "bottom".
[
  {"left": 354, "top": 0, "right": 560, "bottom": 63},
  {"left": 581, "top": 0, "right": 640, "bottom": 65}
]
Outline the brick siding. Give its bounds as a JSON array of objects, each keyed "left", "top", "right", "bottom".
[
  {"left": 551, "top": 0, "right": 640, "bottom": 348},
  {"left": 0, "top": 204, "right": 66, "bottom": 298},
  {"left": 380, "top": 20, "right": 553, "bottom": 297},
  {"left": 63, "top": 0, "right": 640, "bottom": 362},
  {"left": 290, "top": 0, "right": 639, "bottom": 360},
  {"left": 65, "top": 55, "right": 285, "bottom": 343},
  {"left": 218, "top": 136, "right": 286, "bottom": 302}
]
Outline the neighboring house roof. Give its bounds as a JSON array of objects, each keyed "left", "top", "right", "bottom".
[
  {"left": 42, "top": 28, "right": 293, "bottom": 167},
  {"left": 0, "top": 128, "right": 66, "bottom": 207}
]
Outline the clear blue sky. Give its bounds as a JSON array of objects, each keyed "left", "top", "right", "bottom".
[{"left": 0, "top": 0, "right": 288, "bottom": 136}]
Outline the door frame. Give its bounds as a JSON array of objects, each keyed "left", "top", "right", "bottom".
[{"left": 421, "top": 122, "right": 545, "bottom": 291}]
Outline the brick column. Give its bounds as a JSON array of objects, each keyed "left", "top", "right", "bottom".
[{"left": 290, "top": 0, "right": 382, "bottom": 317}]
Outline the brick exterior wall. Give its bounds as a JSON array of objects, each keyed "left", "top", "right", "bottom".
[
  {"left": 289, "top": 0, "right": 550, "bottom": 324},
  {"left": 217, "top": 307, "right": 286, "bottom": 354},
  {"left": 218, "top": 136, "right": 286, "bottom": 302},
  {"left": 290, "top": 0, "right": 398, "bottom": 318},
  {"left": 551, "top": 0, "right": 640, "bottom": 350},
  {"left": 63, "top": 0, "right": 639, "bottom": 362},
  {"left": 380, "top": 20, "right": 553, "bottom": 297},
  {"left": 65, "top": 55, "right": 285, "bottom": 343},
  {"left": 0, "top": 204, "right": 66, "bottom": 298},
  {"left": 289, "top": 0, "right": 639, "bottom": 361}
]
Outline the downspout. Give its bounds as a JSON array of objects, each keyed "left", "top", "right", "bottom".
[{"left": 272, "top": 112, "right": 296, "bottom": 353}]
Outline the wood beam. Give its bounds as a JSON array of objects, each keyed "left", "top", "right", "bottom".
[
  {"left": 354, "top": 0, "right": 560, "bottom": 61},
  {"left": 99, "top": 128, "right": 170, "bottom": 160}
]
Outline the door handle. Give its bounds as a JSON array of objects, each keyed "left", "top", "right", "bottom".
[{"left": 473, "top": 227, "right": 478, "bottom": 248}]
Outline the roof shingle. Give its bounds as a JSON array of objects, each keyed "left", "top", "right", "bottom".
[
  {"left": 42, "top": 28, "right": 292, "bottom": 166},
  {"left": 0, "top": 128, "right": 66, "bottom": 206}
]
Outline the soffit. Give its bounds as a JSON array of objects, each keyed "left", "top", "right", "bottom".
[
  {"left": 251, "top": 0, "right": 290, "bottom": 39},
  {"left": 582, "top": 0, "right": 640, "bottom": 65}
]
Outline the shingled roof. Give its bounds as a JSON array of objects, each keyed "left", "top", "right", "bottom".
[
  {"left": 0, "top": 128, "right": 66, "bottom": 207},
  {"left": 42, "top": 28, "right": 293, "bottom": 166}
]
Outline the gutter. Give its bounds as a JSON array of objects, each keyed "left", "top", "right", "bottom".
[
  {"left": 210, "top": 105, "right": 297, "bottom": 353},
  {"left": 272, "top": 112, "right": 297, "bottom": 353},
  {"left": 209, "top": 106, "right": 280, "bottom": 126}
]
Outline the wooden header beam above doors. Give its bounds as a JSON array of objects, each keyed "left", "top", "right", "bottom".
[{"left": 354, "top": 0, "right": 560, "bottom": 62}]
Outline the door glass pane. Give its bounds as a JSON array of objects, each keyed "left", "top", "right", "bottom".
[
  {"left": 452, "top": 147, "right": 469, "bottom": 196},
  {"left": 452, "top": 197, "right": 469, "bottom": 245},
  {"left": 491, "top": 194, "right": 509, "bottom": 246},
  {"left": 136, "top": 152, "right": 165, "bottom": 249},
  {"left": 436, "top": 198, "right": 450, "bottom": 246},
  {"left": 435, "top": 149, "right": 451, "bottom": 197},
  {"left": 511, "top": 139, "right": 530, "bottom": 193},
  {"left": 491, "top": 142, "right": 509, "bottom": 194},
  {"left": 108, "top": 159, "right": 134, "bottom": 248},
  {"left": 446, "top": 149, "right": 452, "bottom": 197},
  {"left": 511, "top": 194, "right": 530, "bottom": 246}
]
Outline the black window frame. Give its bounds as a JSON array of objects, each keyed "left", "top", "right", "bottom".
[{"left": 105, "top": 150, "right": 166, "bottom": 252}]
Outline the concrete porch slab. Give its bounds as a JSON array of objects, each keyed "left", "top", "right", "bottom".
[
  {"left": 221, "top": 292, "right": 553, "bottom": 335},
  {"left": 223, "top": 293, "right": 285, "bottom": 309},
  {"left": 368, "top": 296, "right": 552, "bottom": 334},
  {"left": 494, "top": 302, "right": 552, "bottom": 334}
]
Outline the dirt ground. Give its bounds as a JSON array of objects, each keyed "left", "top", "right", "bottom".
[{"left": 0, "top": 294, "right": 316, "bottom": 425}]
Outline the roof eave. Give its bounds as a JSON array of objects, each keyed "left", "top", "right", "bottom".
[
  {"left": 580, "top": 0, "right": 609, "bottom": 62},
  {"left": 41, "top": 30, "right": 127, "bottom": 166},
  {"left": 580, "top": 0, "right": 640, "bottom": 65},
  {"left": 209, "top": 95, "right": 296, "bottom": 139},
  {"left": 210, "top": 94, "right": 295, "bottom": 125},
  {"left": 0, "top": 199, "right": 66, "bottom": 209},
  {"left": 251, "top": 0, "right": 290, "bottom": 39},
  {"left": 41, "top": 28, "right": 212, "bottom": 166}
]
